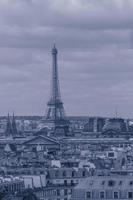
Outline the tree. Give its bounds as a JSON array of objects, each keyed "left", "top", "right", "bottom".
[{"left": 22, "top": 189, "right": 38, "bottom": 200}]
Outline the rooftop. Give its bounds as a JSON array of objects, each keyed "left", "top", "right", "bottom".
[{"left": 75, "top": 176, "right": 133, "bottom": 190}]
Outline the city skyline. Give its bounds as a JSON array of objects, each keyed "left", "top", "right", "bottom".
[{"left": 0, "top": 0, "right": 133, "bottom": 117}]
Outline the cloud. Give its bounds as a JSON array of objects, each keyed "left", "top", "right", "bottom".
[{"left": 0, "top": 0, "right": 132, "bottom": 117}]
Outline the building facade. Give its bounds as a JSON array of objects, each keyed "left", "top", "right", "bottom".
[{"left": 71, "top": 176, "right": 133, "bottom": 200}]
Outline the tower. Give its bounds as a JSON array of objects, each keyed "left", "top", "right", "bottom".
[
  {"left": 45, "top": 45, "right": 69, "bottom": 134},
  {"left": 12, "top": 112, "right": 18, "bottom": 136},
  {"left": 5, "top": 113, "right": 18, "bottom": 137},
  {"left": 5, "top": 113, "right": 12, "bottom": 137}
]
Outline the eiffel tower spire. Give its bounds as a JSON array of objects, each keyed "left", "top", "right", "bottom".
[{"left": 45, "top": 45, "right": 69, "bottom": 132}]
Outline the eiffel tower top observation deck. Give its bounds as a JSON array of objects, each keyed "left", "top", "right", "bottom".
[{"left": 45, "top": 45, "right": 69, "bottom": 131}]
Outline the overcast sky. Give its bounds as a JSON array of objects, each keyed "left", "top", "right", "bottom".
[{"left": 0, "top": 0, "right": 133, "bottom": 117}]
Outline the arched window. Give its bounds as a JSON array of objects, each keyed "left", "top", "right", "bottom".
[
  {"left": 86, "top": 191, "right": 91, "bottom": 199},
  {"left": 114, "top": 191, "right": 119, "bottom": 199},
  {"left": 100, "top": 191, "right": 105, "bottom": 199}
]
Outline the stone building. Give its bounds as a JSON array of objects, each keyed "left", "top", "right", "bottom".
[
  {"left": 35, "top": 167, "right": 89, "bottom": 200},
  {"left": 0, "top": 177, "right": 24, "bottom": 193},
  {"left": 71, "top": 176, "right": 133, "bottom": 200}
]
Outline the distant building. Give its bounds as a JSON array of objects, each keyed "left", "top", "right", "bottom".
[
  {"left": 35, "top": 167, "right": 89, "bottom": 200},
  {"left": 22, "top": 135, "right": 60, "bottom": 154},
  {"left": 5, "top": 113, "right": 18, "bottom": 137},
  {"left": 83, "top": 117, "right": 105, "bottom": 133},
  {"left": 0, "top": 177, "right": 24, "bottom": 193},
  {"left": 71, "top": 176, "right": 133, "bottom": 200},
  {"left": 102, "top": 118, "right": 130, "bottom": 137}
]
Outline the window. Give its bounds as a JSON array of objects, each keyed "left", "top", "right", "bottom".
[
  {"left": 57, "top": 189, "right": 60, "bottom": 196},
  {"left": 119, "top": 181, "right": 122, "bottom": 185},
  {"left": 32, "top": 147, "right": 36, "bottom": 152},
  {"left": 64, "top": 180, "right": 67, "bottom": 186},
  {"left": 46, "top": 172, "right": 50, "bottom": 179},
  {"left": 114, "top": 191, "right": 119, "bottom": 199},
  {"left": 63, "top": 171, "right": 66, "bottom": 177},
  {"left": 102, "top": 181, "right": 105, "bottom": 185},
  {"left": 72, "top": 171, "right": 75, "bottom": 177},
  {"left": 100, "top": 191, "right": 105, "bottom": 199},
  {"left": 128, "top": 192, "right": 133, "bottom": 199},
  {"left": 55, "top": 171, "right": 59, "bottom": 178},
  {"left": 108, "top": 152, "right": 114, "bottom": 158},
  {"left": 129, "top": 181, "right": 133, "bottom": 186},
  {"left": 108, "top": 180, "right": 115, "bottom": 186},
  {"left": 82, "top": 171, "right": 86, "bottom": 177},
  {"left": 86, "top": 191, "right": 91, "bottom": 198},
  {"left": 71, "top": 180, "right": 74, "bottom": 186},
  {"left": 64, "top": 189, "right": 68, "bottom": 195}
]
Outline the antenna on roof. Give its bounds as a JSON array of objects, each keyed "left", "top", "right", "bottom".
[{"left": 115, "top": 107, "right": 118, "bottom": 119}]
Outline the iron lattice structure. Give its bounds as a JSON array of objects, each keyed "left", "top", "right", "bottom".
[{"left": 45, "top": 45, "right": 69, "bottom": 130}]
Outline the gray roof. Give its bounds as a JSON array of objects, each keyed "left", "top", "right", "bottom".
[{"left": 75, "top": 176, "right": 133, "bottom": 190}]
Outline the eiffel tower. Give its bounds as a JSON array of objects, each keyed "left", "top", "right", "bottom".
[{"left": 45, "top": 45, "right": 69, "bottom": 134}]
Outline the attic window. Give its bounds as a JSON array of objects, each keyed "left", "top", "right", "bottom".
[
  {"left": 108, "top": 180, "right": 115, "bottom": 186},
  {"left": 129, "top": 181, "right": 133, "bottom": 186},
  {"left": 102, "top": 181, "right": 105, "bottom": 185},
  {"left": 119, "top": 181, "right": 122, "bottom": 185}
]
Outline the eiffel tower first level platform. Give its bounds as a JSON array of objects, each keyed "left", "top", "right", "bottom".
[{"left": 44, "top": 45, "right": 70, "bottom": 135}]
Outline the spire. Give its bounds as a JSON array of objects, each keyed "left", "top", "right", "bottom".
[
  {"left": 52, "top": 43, "right": 58, "bottom": 54},
  {"left": 115, "top": 107, "right": 118, "bottom": 119},
  {"left": 5, "top": 113, "right": 12, "bottom": 137},
  {"left": 12, "top": 112, "right": 18, "bottom": 136}
]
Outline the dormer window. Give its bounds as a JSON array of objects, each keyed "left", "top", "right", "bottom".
[
  {"left": 108, "top": 180, "right": 115, "bottom": 186},
  {"left": 102, "top": 181, "right": 105, "bottom": 185},
  {"left": 119, "top": 181, "right": 122, "bottom": 185},
  {"left": 129, "top": 181, "right": 133, "bottom": 186}
]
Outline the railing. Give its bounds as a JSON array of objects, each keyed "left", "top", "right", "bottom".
[{"left": 46, "top": 183, "right": 77, "bottom": 187}]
